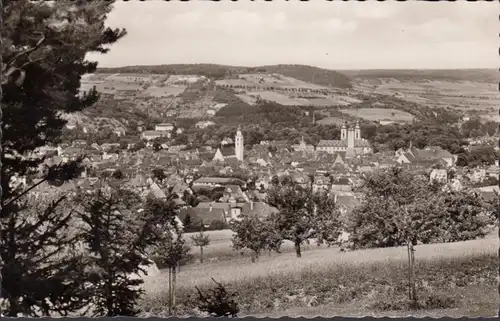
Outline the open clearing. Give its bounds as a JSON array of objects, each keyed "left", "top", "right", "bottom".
[{"left": 339, "top": 108, "right": 415, "bottom": 122}]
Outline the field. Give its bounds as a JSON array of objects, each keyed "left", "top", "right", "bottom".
[
  {"left": 215, "top": 73, "right": 330, "bottom": 91},
  {"left": 144, "top": 85, "right": 187, "bottom": 97},
  {"left": 316, "top": 117, "right": 346, "bottom": 125},
  {"left": 339, "top": 108, "right": 415, "bottom": 123},
  {"left": 182, "top": 229, "right": 327, "bottom": 262},
  {"left": 350, "top": 76, "right": 499, "bottom": 117},
  {"left": 140, "top": 230, "right": 498, "bottom": 317}
]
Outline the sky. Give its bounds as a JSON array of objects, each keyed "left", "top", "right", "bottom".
[{"left": 87, "top": 0, "right": 498, "bottom": 70}]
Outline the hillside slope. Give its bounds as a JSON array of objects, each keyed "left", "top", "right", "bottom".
[
  {"left": 342, "top": 69, "right": 497, "bottom": 83},
  {"left": 97, "top": 63, "right": 352, "bottom": 89}
]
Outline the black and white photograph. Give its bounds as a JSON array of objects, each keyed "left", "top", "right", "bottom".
[{"left": 0, "top": 0, "right": 498, "bottom": 318}]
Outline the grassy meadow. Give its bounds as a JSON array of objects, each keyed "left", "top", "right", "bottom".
[
  {"left": 340, "top": 108, "right": 415, "bottom": 123},
  {"left": 140, "top": 229, "right": 498, "bottom": 317},
  {"left": 182, "top": 229, "right": 328, "bottom": 263}
]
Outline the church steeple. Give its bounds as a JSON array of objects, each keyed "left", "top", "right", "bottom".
[
  {"left": 354, "top": 120, "right": 361, "bottom": 140},
  {"left": 235, "top": 125, "right": 244, "bottom": 161},
  {"left": 341, "top": 122, "right": 347, "bottom": 140}
]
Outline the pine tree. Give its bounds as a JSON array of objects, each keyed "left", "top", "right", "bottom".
[
  {"left": 76, "top": 187, "right": 158, "bottom": 317},
  {"left": 1, "top": 0, "right": 125, "bottom": 316}
]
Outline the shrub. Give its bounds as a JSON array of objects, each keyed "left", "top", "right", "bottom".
[
  {"left": 208, "top": 220, "right": 229, "bottom": 231},
  {"left": 192, "top": 278, "right": 239, "bottom": 317},
  {"left": 370, "top": 292, "right": 456, "bottom": 311}
]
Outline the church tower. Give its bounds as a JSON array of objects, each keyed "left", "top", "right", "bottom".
[
  {"left": 235, "top": 125, "right": 244, "bottom": 161},
  {"left": 354, "top": 121, "right": 361, "bottom": 140},
  {"left": 341, "top": 122, "right": 347, "bottom": 140},
  {"left": 347, "top": 124, "right": 355, "bottom": 149}
]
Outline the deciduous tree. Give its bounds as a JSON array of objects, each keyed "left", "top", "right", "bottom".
[
  {"left": 230, "top": 215, "right": 282, "bottom": 262},
  {"left": 266, "top": 177, "right": 342, "bottom": 258},
  {"left": 191, "top": 231, "right": 210, "bottom": 263},
  {"left": 346, "top": 166, "right": 494, "bottom": 303}
]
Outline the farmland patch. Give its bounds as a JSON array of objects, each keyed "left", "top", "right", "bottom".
[{"left": 340, "top": 108, "right": 415, "bottom": 122}]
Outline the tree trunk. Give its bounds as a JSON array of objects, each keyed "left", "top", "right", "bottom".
[
  {"left": 168, "top": 267, "right": 172, "bottom": 315},
  {"left": 410, "top": 243, "right": 417, "bottom": 303},
  {"left": 294, "top": 240, "right": 302, "bottom": 258},
  {"left": 172, "top": 267, "right": 177, "bottom": 313},
  {"left": 200, "top": 246, "right": 204, "bottom": 263},
  {"left": 0, "top": 0, "right": 4, "bottom": 314},
  {"left": 406, "top": 241, "right": 417, "bottom": 303},
  {"left": 407, "top": 243, "right": 412, "bottom": 300},
  {"left": 251, "top": 251, "right": 258, "bottom": 263}
]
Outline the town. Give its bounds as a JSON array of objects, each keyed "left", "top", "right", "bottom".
[{"left": 32, "top": 117, "right": 498, "bottom": 232}]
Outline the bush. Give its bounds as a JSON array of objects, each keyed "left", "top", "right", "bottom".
[
  {"left": 192, "top": 278, "right": 239, "bottom": 317},
  {"left": 208, "top": 220, "right": 229, "bottom": 231},
  {"left": 370, "top": 292, "right": 456, "bottom": 311}
]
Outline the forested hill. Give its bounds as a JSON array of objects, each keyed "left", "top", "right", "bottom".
[{"left": 96, "top": 63, "right": 353, "bottom": 88}]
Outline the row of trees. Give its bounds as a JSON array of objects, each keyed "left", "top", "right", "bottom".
[{"left": 228, "top": 167, "right": 496, "bottom": 304}]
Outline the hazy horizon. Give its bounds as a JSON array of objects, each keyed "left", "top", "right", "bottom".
[
  {"left": 88, "top": 1, "right": 497, "bottom": 70},
  {"left": 96, "top": 63, "right": 497, "bottom": 72}
]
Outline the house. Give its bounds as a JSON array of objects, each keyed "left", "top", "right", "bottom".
[
  {"left": 221, "top": 137, "right": 234, "bottom": 146},
  {"left": 194, "top": 199, "right": 278, "bottom": 224},
  {"left": 429, "top": 168, "right": 448, "bottom": 184},
  {"left": 213, "top": 146, "right": 236, "bottom": 162},
  {"left": 178, "top": 207, "right": 226, "bottom": 228},
  {"left": 400, "top": 145, "right": 455, "bottom": 167},
  {"left": 312, "top": 174, "right": 331, "bottom": 193},
  {"left": 468, "top": 168, "right": 486, "bottom": 183},
  {"left": 330, "top": 177, "right": 352, "bottom": 192},
  {"left": 219, "top": 184, "right": 249, "bottom": 203},
  {"left": 141, "top": 130, "right": 165, "bottom": 141},
  {"left": 72, "top": 139, "right": 87, "bottom": 147},
  {"left": 418, "top": 146, "right": 455, "bottom": 167},
  {"left": 334, "top": 193, "right": 361, "bottom": 215},
  {"left": 192, "top": 177, "right": 246, "bottom": 190},
  {"left": 155, "top": 123, "right": 174, "bottom": 132},
  {"left": 195, "top": 120, "right": 215, "bottom": 129},
  {"left": 171, "top": 182, "right": 192, "bottom": 199}
]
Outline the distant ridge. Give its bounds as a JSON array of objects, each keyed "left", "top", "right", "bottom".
[
  {"left": 342, "top": 68, "right": 497, "bottom": 83},
  {"left": 96, "top": 63, "right": 353, "bottom": 88}
]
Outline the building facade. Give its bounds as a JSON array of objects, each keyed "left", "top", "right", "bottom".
[{"left": 316, "top": 121, "right": 373, "bottom": 157}]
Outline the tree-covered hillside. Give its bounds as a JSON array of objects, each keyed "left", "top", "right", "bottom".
[{"left": 97, "top": 63, "right": 353, "bottom": 88}]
